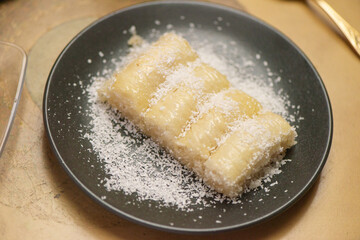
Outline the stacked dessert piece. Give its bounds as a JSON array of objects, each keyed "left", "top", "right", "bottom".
[{"left": 98, "top": 33, "right": 296, "bottom": 197}]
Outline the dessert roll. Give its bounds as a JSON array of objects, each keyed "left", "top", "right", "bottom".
[
  {"left": 203, "top": 112, "right": 297, "bottom": 197},
  {"left": 98, "top": 32, "right": 198, "bottom": 126},
  {"left": 142, "top": 62, "right": 229, "bottom": 147},
  {"left": 173, "top": 88, "right": 262, "bottom": 174},
  {"left": 98, "top": 32, "right": 297, "bottom": 197}
]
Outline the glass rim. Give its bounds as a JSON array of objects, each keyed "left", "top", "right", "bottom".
[{"left": 0, "top": 41, "right": 27, "bottom": 157}]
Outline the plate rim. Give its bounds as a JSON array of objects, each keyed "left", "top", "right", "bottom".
[{"left": 43, "top": 0, "right": 333, "bottom": 234}]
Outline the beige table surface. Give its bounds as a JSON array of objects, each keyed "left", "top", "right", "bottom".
[{"left": 1, "top": 0, "right": 359, "bottom": 239}]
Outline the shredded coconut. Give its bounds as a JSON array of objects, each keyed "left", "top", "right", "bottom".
[
  {"left": 147, "top": 59, "right": 203, "bottom": 108},
  {"left": 81, "top": 26, "right": 301, "bottom": 211}
]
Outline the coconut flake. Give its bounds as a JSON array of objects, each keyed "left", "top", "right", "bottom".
[{"left": 82, "top": 28, "right": 300, "bottom": 211}]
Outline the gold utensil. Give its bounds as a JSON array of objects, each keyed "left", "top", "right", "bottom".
[{"left": 309, "top": 0, "right": 360, "bottom": 57}]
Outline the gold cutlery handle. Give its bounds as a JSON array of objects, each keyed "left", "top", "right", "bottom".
[{"left": 311, "top": 0, "right": 360, "bottom": 57}]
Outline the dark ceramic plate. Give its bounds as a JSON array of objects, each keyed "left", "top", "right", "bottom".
[{"left": 43, "top": 1, "right": 332, "bottom": 234}]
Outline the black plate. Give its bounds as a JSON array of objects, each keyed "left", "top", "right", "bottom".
[{"left": 43, "top": 1, "right": 332, "bottom": 234}]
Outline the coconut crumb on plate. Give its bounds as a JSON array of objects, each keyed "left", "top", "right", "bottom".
[{"left": 83, "top": 27, "right": 301, "bottom": 211}]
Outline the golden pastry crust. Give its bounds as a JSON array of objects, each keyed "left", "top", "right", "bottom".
[{"left": 98, "top": 32, "right": 198, "bottom": 127}]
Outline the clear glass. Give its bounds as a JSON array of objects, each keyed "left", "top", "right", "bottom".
[{"left": 0, "top": 41, "right": 27, "bottom": 157}]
